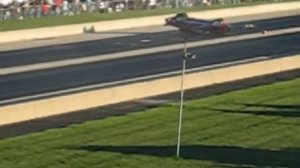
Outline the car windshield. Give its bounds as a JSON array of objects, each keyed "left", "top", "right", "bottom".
[{"left": 175, "top": 13, "right": 188, "bottom": 22}]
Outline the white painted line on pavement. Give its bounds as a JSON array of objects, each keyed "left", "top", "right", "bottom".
[
  {"left": 0, "top": 56, "right": 269, "bottom": 105},
  {"left": 0, "top": 27, "right": 299, "bottom": 76}
]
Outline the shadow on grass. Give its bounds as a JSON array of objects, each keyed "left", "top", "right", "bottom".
[
  {"left": 70, "top": 144, "right": 300, "bottom": 168},
  {"left": 242, "top": 104, "right": 300, "bottom": 110},
  {"left": 212, "top": 104, "right": 300, "bottom": 118}
]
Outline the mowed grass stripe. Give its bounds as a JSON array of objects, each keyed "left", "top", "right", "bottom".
[{"left": 0, "top": 78, "right": 300, "bottom": 168}]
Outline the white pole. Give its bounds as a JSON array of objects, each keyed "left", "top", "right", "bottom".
[{"left": 176, "top": 39, "right": 187, "bottom": 158}]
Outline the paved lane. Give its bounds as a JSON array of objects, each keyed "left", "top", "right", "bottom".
[
  {"left": 1, "top": 31, "right": 300, "bottom": 101},
  {"left": 1, "top": 14, "right": 300, "bottom": 68},
  {"left": 0, "top": 9, "right": 299, "bottom": 52}
]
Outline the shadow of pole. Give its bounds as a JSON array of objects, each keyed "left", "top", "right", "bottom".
[
  {"left": 70, "top": 144, "right": 300, "bottom": 168},
  {"left": 210, "top": 103, "right": 300, "bottom": 118}
]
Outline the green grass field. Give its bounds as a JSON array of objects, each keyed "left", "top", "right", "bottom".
[
  {"left": 0, "top": 0, "right": 296, "bottom": 32},
  {"left": 0, "top": 78, "right": 300, "bottom": 168}
]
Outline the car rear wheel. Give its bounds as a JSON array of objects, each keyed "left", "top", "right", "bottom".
[{"left": 212, "top": 21, "right": 221, "bottom": 27}]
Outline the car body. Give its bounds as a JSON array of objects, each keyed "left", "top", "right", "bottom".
[{"left": 165, "top": 13, "right": 230, "bottom": 35}]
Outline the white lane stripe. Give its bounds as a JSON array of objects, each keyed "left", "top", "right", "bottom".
[
  {"left": 0, "top": 27, "right": 299, "bottom": 76},
  {"left": 0, "top": 56, "right": 269, "bottom": 105}
]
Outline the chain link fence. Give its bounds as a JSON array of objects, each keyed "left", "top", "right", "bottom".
[{"left": 0, "top": 0, "right": 283, "bottom": 21}]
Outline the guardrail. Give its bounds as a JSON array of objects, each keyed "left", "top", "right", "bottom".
[{"left": 0, "top": 55, "right": 299, "bottom": 126}]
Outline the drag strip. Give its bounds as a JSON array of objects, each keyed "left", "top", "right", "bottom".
[
  {"left": 1, "top": 14, "right": 300, "bottom": 68},
  {"left": 1, "top": 26, "right": 300, "bottom": 76},
  {"left": 1, "top": 31, "right": 300, "bottom": 101}
]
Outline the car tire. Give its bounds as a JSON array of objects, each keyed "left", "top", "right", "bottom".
[{"left": 212, "top": 21, "right": 221, "bottom": 27}]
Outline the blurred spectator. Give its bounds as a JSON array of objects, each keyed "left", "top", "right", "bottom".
[
  {"left": 41, "top": 0, "right": 49, "bottom": 15},
  {"left": 0, "top": 0, "right": 13, "bottom": 20},
  {"left": 98, "top": 0, "right": 105, "bottom": 12},
  {"left": 115, "top": 2, "right": 124, "bottom": 12},
  {"left": 0, "top": 0, "right": 273, "bottom": 21},
  {"left": 139, "top": 0, "right": 146, "bottom": 9},
  {"left": 149, "top": 0, "right": 156, "bottom": 9},
  {"left": 62, "top": 0, "right": 70, "bottom": 14},
  {"left": 22, "top": 0, "right": 30, "bottom": 18},
  {"left": 202, "top": 0, "right": 212, "bottom": 5},
  {"left": 71, "top": 0, "right": 80, "bottom": 14},
  {"left": 29, "top": 0, "right": 41, "bottom": 18},
  {"left": 81, "top": 0, "right": 87, "bottom": 12},
  {"left": 0, "top": 0, "right": 12, "bottom": 7},
  {"left": 55, "top": 0, "right": 62, "bottom": 14}
]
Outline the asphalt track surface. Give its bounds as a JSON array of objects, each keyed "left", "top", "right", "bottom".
[
  {"left": 1, "top": 15, "right": 300, "bottom": 68},
  {"left": 1, "top": 13, "right": 300, "bottom": 101},
  {"left": 1, "top": 69, "right": 299, "bottom": 139}
]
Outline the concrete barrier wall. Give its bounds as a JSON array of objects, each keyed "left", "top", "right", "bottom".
[
  {"left": 1, "top": 1, "right": 300, "bottom": 43},
  {"left": 0, "top": 55, "right": 299, "bottom": 126}
]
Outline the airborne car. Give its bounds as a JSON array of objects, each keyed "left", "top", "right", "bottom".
[{"left": 165, "top": 13, "right": 230, "bottom": 34}]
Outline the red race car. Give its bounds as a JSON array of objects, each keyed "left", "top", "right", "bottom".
[{"left": 165, "top": 13, "right": 230, "bottom": 35}]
